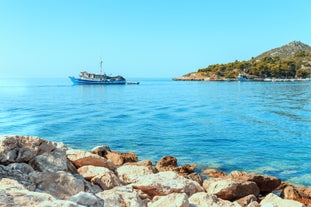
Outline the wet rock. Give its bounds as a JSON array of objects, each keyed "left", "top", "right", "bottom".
[
  {"left": 203, "top": 178, "right": 259, "bottom": 201},
  {"left": 229, "top": 171, "right": 281, "bottom": 193},
  {"left": 132, "top": 171, "right": 204, "bottom": 197},
  {"left": 66, "top": 149, "right": 115, "bottom": 170},
  {"left": 156, "top": 156, "right": 178, "bottom": 172},
  {"left": 203, "top": 168, "right": 226, "bottom": 178},
  {"left": 96, "top": 185, "right": 144, "bottom": 207},
  {"left": 148, "top": 193, "right": 189, "bottom": 207},
  {"left": 116, "top": 164, "right": 154, "bottom": 184},
  {"left": 106, "top": 151, "right": 138, "bottom": 166},
  {"left": 260, "top": 193, "right": 305, "bottom": 207},
  {"left": 91, "top": 145, "right": 111, "bottom": 157},
  {"left": 189, "top": 192, "right": 240, "bottom": 207}
]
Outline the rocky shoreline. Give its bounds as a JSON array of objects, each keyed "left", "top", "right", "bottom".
[{"left": 1, "top": 135, "right": 311, "bottom": 206}]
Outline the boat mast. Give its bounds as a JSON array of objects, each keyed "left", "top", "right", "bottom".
[{"left": 100, "top": 58, "right": 103, "bottom": 75}]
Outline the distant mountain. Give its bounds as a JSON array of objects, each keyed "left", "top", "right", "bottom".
[
  {"left": 174, "top": 41, "right": 311, "bottom": 81},
  {"left": 255, "top": 41, "right": 311, "bottom": 60}
]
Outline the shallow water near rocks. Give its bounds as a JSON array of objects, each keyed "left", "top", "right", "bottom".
[{"left": 1, "top": 78, "right": 311, "bottom": 186}]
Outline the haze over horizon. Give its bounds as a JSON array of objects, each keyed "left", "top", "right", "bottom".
[{"left": 1, "top": 0, "right": 310, "bottom": 79}]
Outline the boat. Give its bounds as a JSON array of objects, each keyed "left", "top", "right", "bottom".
[
  {"left": 237, "top": 73, "right": 253, "bottom": 81},
  {"left": 69, "top": 60, "right": 126, "bottom": 85}
]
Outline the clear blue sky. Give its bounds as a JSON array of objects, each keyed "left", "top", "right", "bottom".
[{"left": 1, "top": 0, "right": 310, "bottom": 78}]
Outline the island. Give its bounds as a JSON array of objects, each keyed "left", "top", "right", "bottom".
[{"left": 173, "top": 41, "right": 311, "bottom": 82}]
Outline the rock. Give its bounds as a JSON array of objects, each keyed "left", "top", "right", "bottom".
[
  {"left": 96, "top": 185, "right": 144, "bottom": 207},
  {"left": 0, "top": 178, "right": 79, "bottom": 207},
  {"left": 260, "top": 193, "right": 305, "bottom": 207},
  {"left": 91, "top": 145, "right": 111, "bottom": 157},
  {"left": 132, "top": 171, "right": 204, "bottom": 197},
  {"left": 0, "top": 164, "right": 36, "bottom": 191},
  {"left": 235, "top": 194, "right": 258, "bottom": 207},
  {"left": 296, "top": 186, "right": 311, "bottom": 198},
  {"left": 70, "top": 191, "right": 104, "bottom": 207},
  {"left": 281, "top": 185, "right": 302, "bottom": 200},
  {"left": 203, "top": 178, "right": 259, "bottom": 201},
  {"left": 30, "top": 171, "right": 85, "bottom": 200},
  {"left": 29, "top": 149, "right": 68, "bottom": 172},
  {"left": 203, "top": 168, "right": 226, "bottom": 178},
  {"left": 148, "top": 193, "right": 189, "bottom": 207},
  {"left": 77, "top": 165, "right": 121, "bottom": 190},
  {"left": 189, "top": 192, "right": 241, "bottom": 207},
  {"left": 229, "top": 171, "right": 281, "bottom": 193},
  {"left": 116, "top": 164, "right": 154, "bottom": 184},
  {"left": 174, "top": 164, "right": 196, "bottom": 176},
  {"left": 0, "top": 135, "right": 62, "bottom": 164},
  {"left": 186, "top": 173, "right": 203, "bottom": 186},
  {"left": 156, "top": 156, "right": 178, "bottom": 172},
  {"left": 66, "top": 149, "right": 115, "bottom": 170},
  {"left": 106, "top": 151, "right": 138, "bottom": 166},
  {"left": 77, "top": 165, "right": 112, "bottom": 180}
]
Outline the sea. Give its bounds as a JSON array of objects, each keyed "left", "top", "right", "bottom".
[{"left": 1, "top": 78, "right": 311, "bottom": 186}]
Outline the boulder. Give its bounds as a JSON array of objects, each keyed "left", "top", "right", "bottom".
[
  {"left": 156, "top": 156, "right": 178, "bottom": 172},
  {"left": 29, "top": 149, "right": 68, "bottom": 172},
  {"left": 96, "top": 185, "right": 144, "bottom": 207},
  {"left": 203, "top": 178, "right": 259, "bottom": 201},
  {"left": 148, "top": 193, "right": 189, "bottom": 207},
  {"left": 229, "top": 171, "right": 281, "bottom": 193},
  {"left": 189, "top": 192, "right": 241, "bottom": 207},
  {"left": 132, "top": 171, "right": 204, "bottom": 197},
  {"left": 186, "top": 173, "right": 203, "bottom": 186},
  {"left": 0, "top": 135, "right": 63, "bottom": 164},
  {"left": 173, "top": 164, "right": 196, "bottom": 176},
  {"left": 235, "top": 194, "right": 258, "bottom": 207},
  {"left": 77, "top": 165, "right": 112, "bottom": 180},
  {"left": 70, "top": 191, "right": 104, "bottom": 207},
  {"left": 116, "top": 164, "right": 154, "bottom": 184},
  {"left": 203, "top": 168, "right": 226, "bottom": 178},
  {"left": 30, "top": 171, "right": 85, "bottom": 200},
  {"left": 91, "top": 145, "right": 111, "bottom": 157},
  {"left": 66, "top": 149, "right": 115, "bottom": 170},
  {"left": 106, "top": 151, "right": 138, "bottom": 166},
  {"left": 0, "top": 178, "right": 79, "bottom": 207},
  {"left": 0, "top": 164, "right": 36, "bottom": 191},
  {"left": 260, "top": 193, "right": 305, "bottom": 207},
  {"left": 281, "top": 185, "right": 302, "bottom": 200}
]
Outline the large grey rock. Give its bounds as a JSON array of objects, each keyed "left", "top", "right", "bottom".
[
  {"left": 30, "top": 171, "right": 85, "bottom": 200},
  {"left": 0, "top": 135, "right": 65, "bottom": 164},
  {"left": 96, "top": 185, "right": 144, "bottom": 207},
  {"left": 132, "top": 171, "right": 204, "bottom": 197},
  {"left": 0, "top": 178, "right": 80, "bottom": 207}
]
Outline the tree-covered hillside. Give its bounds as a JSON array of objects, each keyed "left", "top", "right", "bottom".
[{"left": 177, "top": 41, "right": 311, "bottom": 80}]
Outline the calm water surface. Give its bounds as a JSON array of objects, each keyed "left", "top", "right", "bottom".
[{"left": 1, "top": 78, "right": 311, "bottom": 185}]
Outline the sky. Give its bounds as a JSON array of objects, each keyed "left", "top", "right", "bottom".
[{"left": 0, "top": 0, "right": 311, "bottom": 78}]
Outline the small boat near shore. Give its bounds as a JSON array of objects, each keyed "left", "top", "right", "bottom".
[
  {"left": 237, "top": 73, "right": 254, "bottom": 81},
  {"left": 69, "top": 60, "right": 127, "bottom": 85}
]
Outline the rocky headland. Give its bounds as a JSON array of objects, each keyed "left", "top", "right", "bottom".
[{"left": 1, "top": 135, "right": 311, "bottom": 207}]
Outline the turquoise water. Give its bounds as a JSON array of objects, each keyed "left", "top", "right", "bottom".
[{"left": 1, "top": 78, "right": 311, "bottom": 186}]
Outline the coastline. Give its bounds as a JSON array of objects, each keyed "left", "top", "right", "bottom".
[{"left": 1, "top": 135, "right": 310, "bottom": 206}]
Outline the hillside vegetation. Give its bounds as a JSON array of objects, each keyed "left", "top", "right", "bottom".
[{"left": 177, "top": 41, "right": 311, "bottom": 80}]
